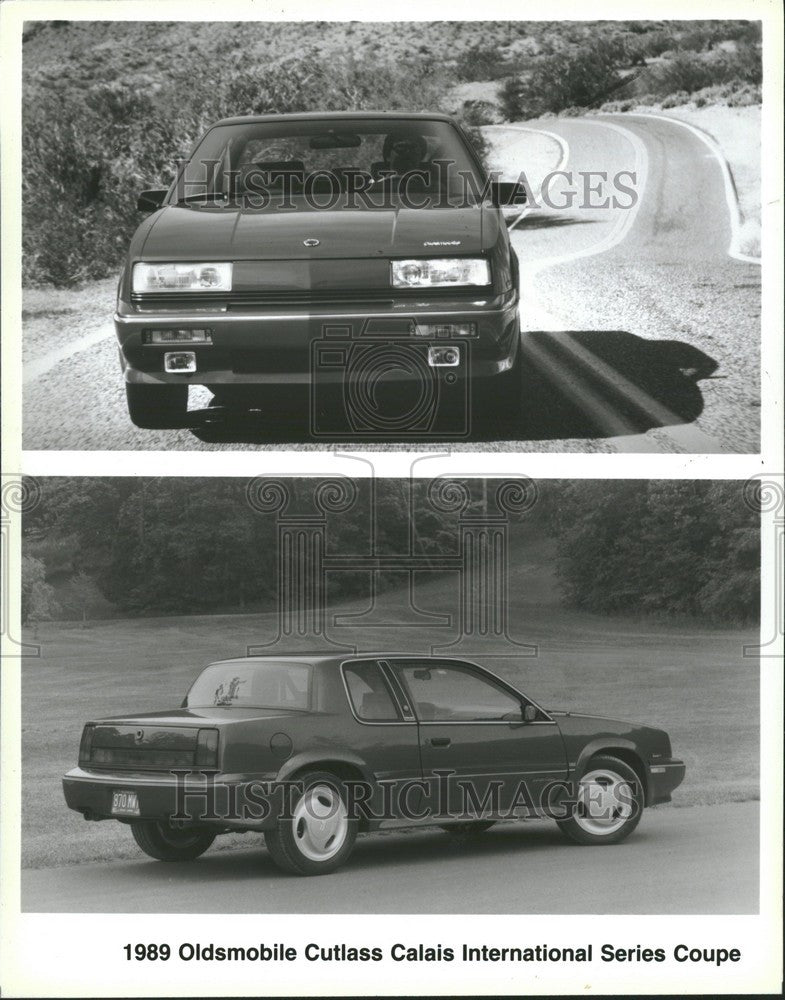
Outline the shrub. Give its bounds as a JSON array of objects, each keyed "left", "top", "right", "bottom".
[
  {"left": 455, "top": 45, "right": 510, "bottom": 82},
  {"left": 460, "top": 99, "right": 498, "bottom": 126},
  {"left": 661, "top": 91, "right": 690, "bottom": 109},
  {"left": 497, "top": 39, "right": 624, "bottom": 121}
]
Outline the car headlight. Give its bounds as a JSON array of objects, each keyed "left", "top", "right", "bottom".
[
  {"left": 132, "top": 262, "right": 232, "bottom": 293},
  {"left": 391, "top": 258, "right": 491, "bottom": 288}
]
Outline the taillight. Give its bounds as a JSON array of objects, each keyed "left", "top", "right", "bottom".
[
  {"left": 79, "top": 724, "right": 95, "bottom": 765},
  {"left": 195, "top": 728, "right": 219, "bottom": 768}
]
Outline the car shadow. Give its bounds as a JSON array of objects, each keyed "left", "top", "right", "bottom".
[
  {"left": 187, "top": 330, "right": 718, "bottom": 446},
  {"left": 115, "top": 820, "right": 659, "bottom": 892}
]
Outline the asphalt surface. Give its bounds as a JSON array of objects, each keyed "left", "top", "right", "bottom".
[
  {"left": 22, "top": 114, "right": 760, "bottom": 453},
  {"left": 22, "top": 801, "right": 758, "bottom": 913}
]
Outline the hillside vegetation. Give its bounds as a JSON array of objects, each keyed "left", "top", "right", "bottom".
[
  {"left": 22, "top": 20, "right": 761, "bottom": 286},
  {"left": 23, "top": 478, "right": 759, "bottom": 627}
]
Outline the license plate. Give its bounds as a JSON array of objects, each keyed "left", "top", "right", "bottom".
[{"left": 111, "top": 790, "right": 140, "bottom": 816}]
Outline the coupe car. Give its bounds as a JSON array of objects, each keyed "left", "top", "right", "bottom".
[
  {"left": 116, "top": 112, "right": 526, "bottom": 434},
  {"left": 63, "top": 653, "right": 685, "bottom": 876}
]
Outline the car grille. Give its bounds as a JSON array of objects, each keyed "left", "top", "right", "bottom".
[{"left": 131, "top": 287, "right": 471, "bottom": 309}]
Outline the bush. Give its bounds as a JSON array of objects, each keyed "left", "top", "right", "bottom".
[
  {"left": 661, "top": 91, "right": 690, "bottom": 109},
  {"left": 455, "top": 45, "right": 511, "bottom": 82},
  {"left": 497, "top": 40, "right": 624, "bottom": 121},
  {"left": 460, "top": 99, "right": 498, "bottom": 126}
]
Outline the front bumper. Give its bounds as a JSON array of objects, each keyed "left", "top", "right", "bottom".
[
  {"left": 62, "top": 767, "right": 282, "bottom": 831},
  {"left": 115, "top": 291, "right": 520, "bottom": 386},
  {"left": 647, "top": 759, "right": 686, "bottom": 805}
]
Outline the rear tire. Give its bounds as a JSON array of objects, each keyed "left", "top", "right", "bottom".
[
  {"left": 556, "top": 755, "right": 644, "bottom": 846},
  {"left": 264, "top": 770, "right": 358, "bottom": 876},
  {"left": 130, "top": 820, "right": 216, "bottom": 861},
  {"left": 126, "top": 383, "right": 188, "bottom": 429}
]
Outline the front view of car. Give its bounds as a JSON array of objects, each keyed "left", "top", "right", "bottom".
[{"left": 115, "top": 112, "right": 523, "bottom": 436}]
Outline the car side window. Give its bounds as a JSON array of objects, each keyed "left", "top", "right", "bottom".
[
  {"left": 395, "top": 662, "right": 521, "bottom": 722},
  {"left": 343, "top": 662, "right": 401, "bottom": 722}
]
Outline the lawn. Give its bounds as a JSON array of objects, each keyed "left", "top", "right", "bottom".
[{"left": 20, "top": 563, "right": 759, "bottom": 868}]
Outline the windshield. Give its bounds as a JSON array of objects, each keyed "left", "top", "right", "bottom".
[
  {"left": 176, "top": 118, "right": 485, "bottom": 210},
  {"left": 186, "top": 660, "right": 311, "bottom": 710}
]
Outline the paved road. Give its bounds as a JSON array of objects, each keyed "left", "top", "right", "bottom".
[
  {"left": 22, "top": 114, "right": 760, "bottom": 452},
  {"left": 22, "top": 801, "right": 758, "bottom": 913}
]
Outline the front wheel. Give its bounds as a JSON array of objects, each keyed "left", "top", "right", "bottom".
[
  {"left": 556, "top": 755, "right": 644, "bottom": 846},
  {"left": 264, "top": 770, "right": 358, "bottom": 876},
  {"left": 130, "top": 820, "right": 216, "bottom": 861},
  {"left": 126, "top": 383, "right": 188, "bottom": 429}
]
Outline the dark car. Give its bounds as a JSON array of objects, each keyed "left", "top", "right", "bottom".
[
  {"left": 63, "top": 654, "right": 685, "bottom": 876},
  {"left": 116, "top": 112, "right": 525, "bottom": 434}
]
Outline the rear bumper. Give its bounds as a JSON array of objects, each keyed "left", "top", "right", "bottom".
[
  {"left": 115, "top": 292, "right": 520, "bottom": 386},
  {"left": 647, "top": 759, "right": 686, "bottom": 805},
  {"left": 62, "top": 767, "right": 281, "bottom": 831}
]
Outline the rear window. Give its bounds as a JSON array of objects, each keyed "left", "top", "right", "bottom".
[{"left": 186, "top": 660, "right": 311, "bottom": 711}]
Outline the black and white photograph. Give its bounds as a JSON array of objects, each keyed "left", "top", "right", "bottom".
[
  {"left": 0, "top": 1, "right": 782, "bottom": 997},
  {"left": 17, "top": 475, "right": 759, "bottom": 912},
  {"left": 19, "top": 16, "right": 764, "bottom": 452}
]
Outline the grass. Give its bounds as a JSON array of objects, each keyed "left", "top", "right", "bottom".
[{"left": 20, "top": 554, "right": 759, "bottom": 869}]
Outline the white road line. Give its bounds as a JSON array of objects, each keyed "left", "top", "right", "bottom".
[
  {"left": 619, "top": 111, "right": 761, "bottom": 266},
  {"left": 526, "top": 117, "right": 649, "bottom": 269},
  {"left": 23, "top": 322, "right": 115, "bottom": 384}
]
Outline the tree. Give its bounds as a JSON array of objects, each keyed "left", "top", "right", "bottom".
[
  {"left": 65, "top": 570, "right": 103, "bottom": 627},
  {"left": 21, "top": 556, "right": 59, "bottom": 635},
  {"left": 498, "top": 40, "right": 624, "bottom": 120}
]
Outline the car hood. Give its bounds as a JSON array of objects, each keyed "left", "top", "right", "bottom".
[{"left": 139, "top": 203, "right": 489, "bottom": 261}]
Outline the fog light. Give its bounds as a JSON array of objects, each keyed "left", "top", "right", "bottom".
[
  {"left": 144, "top": 328, "right": 213, "bottom": 344},
  {"left": 428, "top": 345, "right": 460, "bottom": 367},
  {"left": 164, "top": 351, "right": 197, "bottom": 373},
  {"left": 416, "top": 322, "right": 476, "bottom": 338}
]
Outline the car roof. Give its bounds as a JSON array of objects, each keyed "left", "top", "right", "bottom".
[
  {"left": 207, "top": 652, "right": 459, "bottom": 667},
  {"left": 210, "top": 111, "right": 457, "bottom": 128}
]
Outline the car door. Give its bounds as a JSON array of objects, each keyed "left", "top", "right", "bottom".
[
  {"left": 340, "top": 659, "right": 423, "bottom": 820},
  {"left": 389, "top": 658, "right": 568, "bottom": 820}
]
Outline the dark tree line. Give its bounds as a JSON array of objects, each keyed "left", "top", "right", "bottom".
[
  {"left": 22, "top": 478, "right": 758, "bottom": 625},
  {"left": 549, "top": 480, "right": 759, "bottom": 622}
]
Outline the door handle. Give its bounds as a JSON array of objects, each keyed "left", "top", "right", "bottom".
[{"left": 429, "top": 737, "right": 451, "bottom": 748}]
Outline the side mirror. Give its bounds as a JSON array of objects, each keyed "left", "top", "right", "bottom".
[
  {"left": 523, "top": 704, "right": 538, "bottom": 723},
  {"left": 490, "top": 180, "right": 528, "bottom": 208},
  {"left": 137, "top": 188, "right": 168, "bottom": 212}
]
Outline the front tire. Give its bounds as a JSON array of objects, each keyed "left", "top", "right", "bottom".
[
  {"left": 264, "top": 770, "right": 358, "bottom": 876},
  {"left": 126, "top": 383, "right": 188, "bottom": 429},
  {"left": 556, "top": 755, "right": 644, "bottom": 846},
  {"left": 130, "top": 820, "right": 216, "bottom": 861}
]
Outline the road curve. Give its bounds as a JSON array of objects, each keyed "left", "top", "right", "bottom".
[
  {"left": 22, "top": 801, "right": 758, "bottom": 914},
  {"left": 22, "top": 114, "right": 760, "bottom": 453}
]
